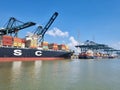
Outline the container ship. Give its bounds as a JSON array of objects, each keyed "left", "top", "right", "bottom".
[{"left": 0, "top": 12, "right": 73, "bottom": 62}]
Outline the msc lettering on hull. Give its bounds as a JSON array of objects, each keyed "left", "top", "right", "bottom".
[{"left": 13, "top": 50, "right": 42, "bottom": 56}]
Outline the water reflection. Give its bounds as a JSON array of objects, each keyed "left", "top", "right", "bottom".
[
  {"left": 0, "top": 62, "right": 13, "bottom": 90},
  {"left": 11, "top": 61, "right": 22, "bottom": 81},
  {"left": 34, "top": 61, "right": 42, "bottom": 79},
  {"left": 12, "top": 61, "right": 22, "bottom": 69},
  {"left": 0, "top": 59, "right": 120, "bottom": 90}
]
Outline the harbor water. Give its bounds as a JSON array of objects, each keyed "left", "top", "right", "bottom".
[{"left": 0, "top": 59, "right": 120, "bottom": 90}]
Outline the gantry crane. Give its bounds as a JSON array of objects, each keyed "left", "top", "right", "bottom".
[
  {"left": 0, "top": 17, "right": 36, "bottom": 37},
  {"left": 34, "top": 12, "right": 58, "bottom": 42}
]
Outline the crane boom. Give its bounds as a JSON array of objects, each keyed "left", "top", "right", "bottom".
[
  {"left": 36, "top": 12, "right": 58, "bottom": 42},
  {"left": 40, "top": 12, "right": 58, "bottom": 35},
  {"left": 0, "top": 17, "right": 36, "bottom": 36},
  {"left": 8, "top": 22, "right": 36, "bottom": 33},
  {"left": 6, "top": 17, "right": 16, "bottom": 29}
]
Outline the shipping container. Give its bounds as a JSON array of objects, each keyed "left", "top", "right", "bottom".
[
  {"left": 48, "top": 43, "right": 58, "bottom": 50},
  {"left": 42, "top": 46, "right": 49, "bottom": 50},
  {"left": 2, "top": 35, "right": 13, "bottom": 46},
  {"left": 25, "top": 39, "right": 37, "bottom": 48},
  {"left": 53, "top": 47, "right": 58, "bottom": 50},
  {"left": 41, "top": 41, "right": 48, "bottom": 46},
  {"left": 18, "top": 42, "right": 22, "bottom": 46},
  {"left": 13, "top": 42, "right": 17, "bottom": 46},
  {"left": 2, "top": 35, "right": 13, "bottom": 40},
  {"left": 13, "top": 37, "right": 22, "bottom": 42},
  {"left": 25, "top": 40, "right": 31, "bottom": 48},
  {"left": 2, "top": 41, "right": 13, "bottom": 46},
  {"left": 22, "top": 39, "right": 26, "bottom": 43},
  {"left": 13, "top": 37, "right": 23, "bottom": 47},
  {"left": 65, "top": 45, "right": 69, "bottom": 49},
  {"left": 58, "top": 44, "right": 66, "bottom": 50},
  {"left": 21, "top": 43, "right": 25, "bottom": 48}
]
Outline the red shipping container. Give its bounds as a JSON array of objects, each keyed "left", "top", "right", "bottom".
[
  {"left": 22, "top": 39, "right": 26, "bottom": 43},
  {"left": 2, "top": 37, "right": 12, "bottom": 42},
  {"left": 3, "top": 42, "right": 12, "bottom": 46}
]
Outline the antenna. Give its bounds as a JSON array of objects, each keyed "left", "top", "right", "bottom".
[
  {"left": 77, "top": 29, "right": 80, "bottom": 45},
  {"left": 92, "top": 35, "right": 95, "bottom": 42}
]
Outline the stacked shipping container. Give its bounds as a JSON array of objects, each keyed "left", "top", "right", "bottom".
[
  {"left": 25, "top": 35, "right": 38, "bottom": 48},
  {"left": 58, "top": 44, "right": 66, "bottom": 51},
  {"left": 0, "top": 35, "right": 70, "bottom": 51},
  {"left": 13, "top": 37, "right": 23, "bottom": 47},
  {"left": 2, "top": 35, "right": 13, "bottom": 46},
  {"left": 41, "top": 41, "right": 49, "bottom": 50},
  {"left": 1, "top": 35, "right": 26, "bottom": 48},
  {"left": 65, "top": 45, "right": 69, "bottom": 51},
  {"left": 21, "top": 39, "right": 25, "bottom": 48},
  {"left": 48, "top": 43, "right": 58, "bottom": 50},
  {"left": 30, "top": 39, "right": 37, "bottom": 48},
  {"left": 25, "top": 39, "right": 37, "bottom": 48}
]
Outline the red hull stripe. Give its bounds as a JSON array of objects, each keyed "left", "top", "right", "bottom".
[{"left": 0, "top": 57, "right": 65, "bottom": 62}]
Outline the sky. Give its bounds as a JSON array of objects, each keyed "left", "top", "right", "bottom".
[{"left": 0, "top": 0, "right": 120, "bottom": 50}]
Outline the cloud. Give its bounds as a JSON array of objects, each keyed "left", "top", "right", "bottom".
[
  {"left": 67, "top": 36, "right": 81, "bottom": 54},
  {"left": 46, "top": 27, "right": 69, "bottom": 37},
  {"left": 68, "top": 36, "right": 79, "bottom": 47},
  {"left": 46, "top": 28, "right": 80, "bottom": 53},
  {"left": 68, "top": 36, "right": 84, "bottom": 48}
]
